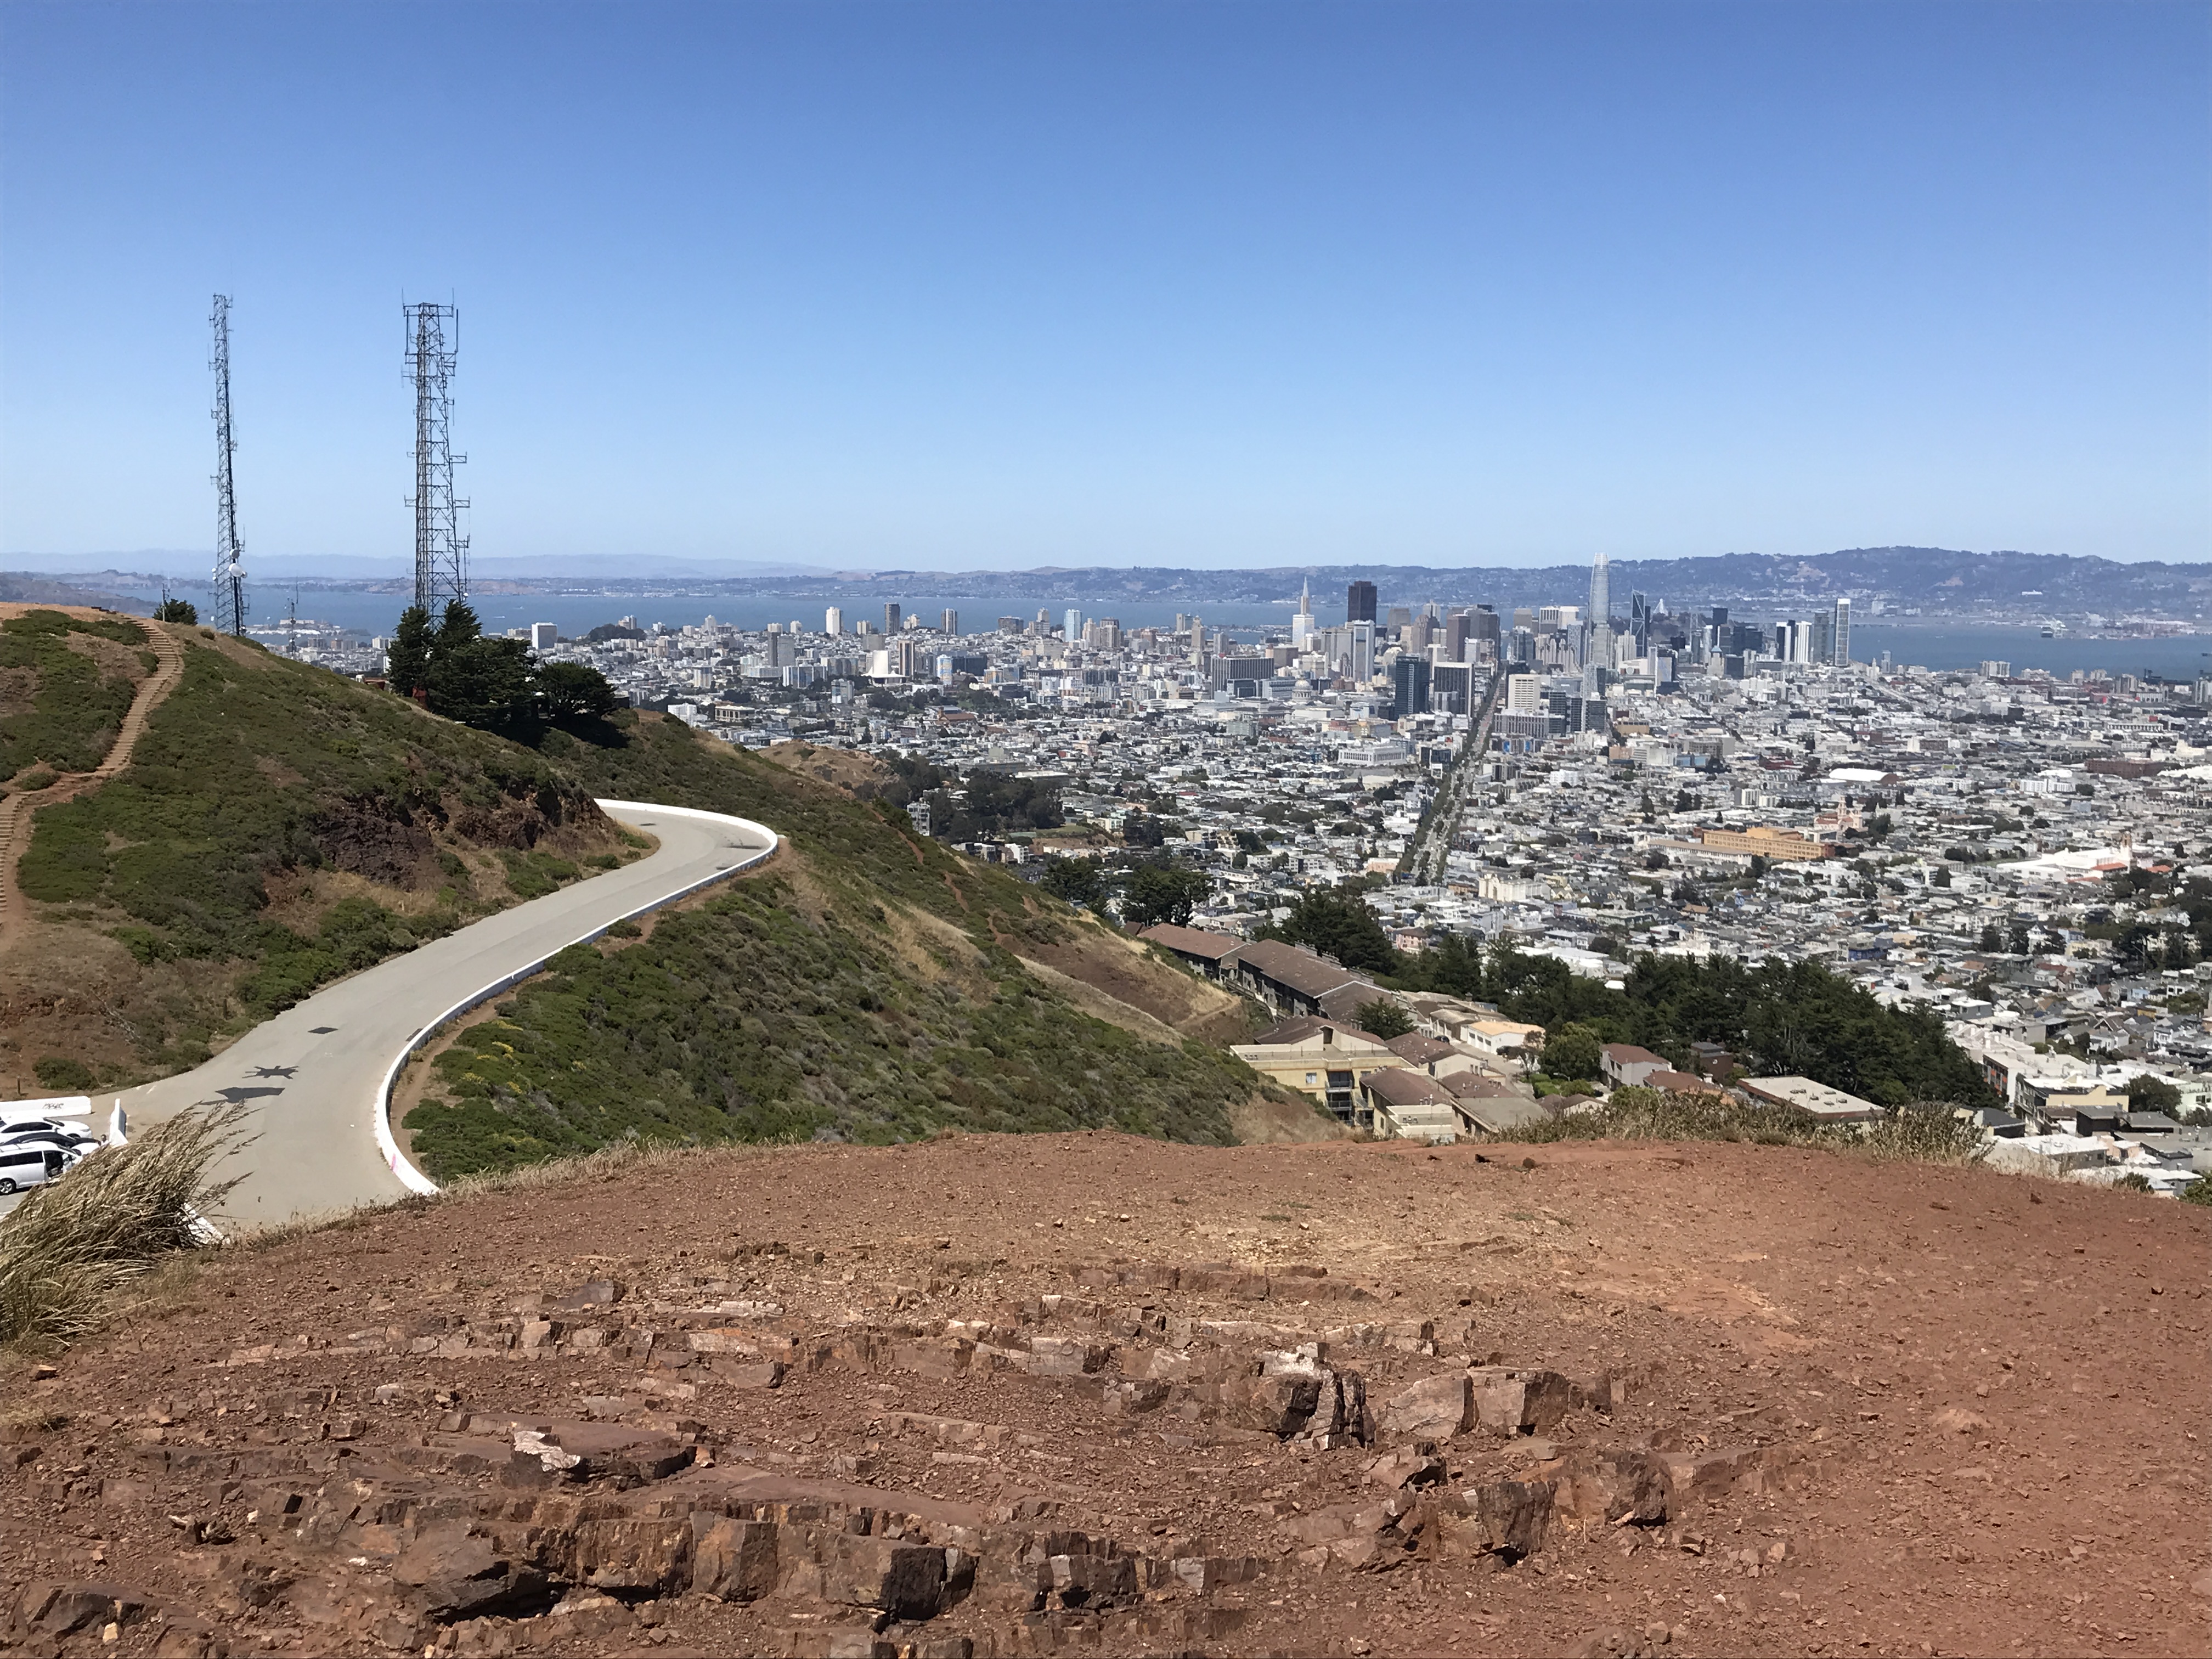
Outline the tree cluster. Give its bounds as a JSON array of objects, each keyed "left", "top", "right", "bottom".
[
  {"left": 877, "top": 753, "right": 1064, "bottom": 841},
  {"left": 1389, "top": 933, "right": 1992, "bottom": 1109},
  {"left": 1255, "top": 884, "right": 1397, "bottom": 975},
  {"left": 385, "top": 602, "right": 618, "bottom": 738},
  {"left": 1041, "top": 855, "right": 1211, "bottom": 930}
]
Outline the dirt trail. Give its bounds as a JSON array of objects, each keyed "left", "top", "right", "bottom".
[{"left": 0, "top": 611, "right": 185, "bottom": 953}]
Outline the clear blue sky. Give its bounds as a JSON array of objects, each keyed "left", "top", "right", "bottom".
[{"left": 3, "top": 1, "right": 2205, "bottom": 572}]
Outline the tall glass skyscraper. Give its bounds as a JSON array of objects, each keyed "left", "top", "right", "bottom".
[{"left": 1589, "top": 552, "right": 1611, "bottom": 623}]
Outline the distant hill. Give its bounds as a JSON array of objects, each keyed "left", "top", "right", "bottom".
[
  {"left": 605, "top": 547, "right": 2204, "bottom": 619},
  {"left": 3, "top": 552, "right": 836, "bottom": 581},
  {"left": 0, "top": 572, "right": 155, "bottom": 613},
  {"left": 12, "top": 547, "right": 2203, "bottom": 622}
]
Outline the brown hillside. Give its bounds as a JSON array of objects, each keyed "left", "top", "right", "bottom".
[
  {"left": 757, "top": 737, "right": 1262, "bottom": 1048},
  {"left": 759, "top": 741, "right": 899, "bottom": 800},
  {"left": 4, "top": 1136, "right": 2202, "bottom": 1657}
]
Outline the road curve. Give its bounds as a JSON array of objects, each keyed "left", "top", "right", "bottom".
[{"left": 114, "top": 800, "right": 776, "bottom": 1225}]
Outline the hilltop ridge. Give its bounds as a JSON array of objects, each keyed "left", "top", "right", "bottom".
[{"left": 0, "top": 614, "right": 629, "bottom": 1091}]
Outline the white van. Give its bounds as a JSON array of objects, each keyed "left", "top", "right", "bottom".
[{"left": 0, "top": 1141, "right": 71, "bottom": 1194}]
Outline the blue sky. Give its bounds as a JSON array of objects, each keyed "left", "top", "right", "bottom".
[{"left": 2, "top": 1, "right": 2205, "bottom": 572}]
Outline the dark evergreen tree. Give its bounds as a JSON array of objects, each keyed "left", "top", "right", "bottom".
[
  {"left": 534, "top": 661, "right": 620, "bottom": 723},
  {"left": 1041, "top": 856, "right": 1107, "bottom": 909},
  {"left": 1541, "top": 1022, "right": 1602, "bottom": 1083},
  {"left": 1121, "top": 862, "right": 1212, "bottom": 929},
  {"left": 1355, "top": 998, "right": 1414, "bottom": 1040},
  {"left": 385, "top": 605, "right": 435, "bottom": 697},
  {"left": 1259, "top": 884, "right": 1397, "bottom": 975}
]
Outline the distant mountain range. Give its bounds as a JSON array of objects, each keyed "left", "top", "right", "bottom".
[
  {"left": 8, "top": 546, "right": 2205, "bottom": 622},
  {"left": 676, "top": 549, "right": 2204, "bottom": 618}
]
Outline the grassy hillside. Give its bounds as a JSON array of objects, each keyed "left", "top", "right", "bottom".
[
  {"left": 0, "top": 609, "right": 150, "bottom": 781},
  {"left": 6, "top": 661, "right": 1293, "bottom": 1155},
  {"left": 541, "top": 712, "right": 1055, "bottom": 943},
  {"left": 546, "top": 715, "right": 1266, "bottom": 1041},
  {"left": 405, "top": 870, "right": 1265, "bottom": 1178},
  {"left": 398, "top": 712, "right": 1297, "bottom": 1176},
  {"left": 8, "top": 630, "right": 630, "bottom": 1085}
]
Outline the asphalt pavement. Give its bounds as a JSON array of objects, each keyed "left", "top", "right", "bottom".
[{"left": 80, "top": 800, "right": 776, "bottom": 1226}]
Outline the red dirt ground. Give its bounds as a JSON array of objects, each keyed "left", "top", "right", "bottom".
[{"left": 3, "top": 1135, "right": 2206, "bottom": 1658}]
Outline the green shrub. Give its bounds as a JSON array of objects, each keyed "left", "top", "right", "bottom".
[
  {"left": 32, "top": 1056, "right": 95, "bottom": 1092},
  {"left": 502, "top": 849, "right": 580, "bottom": 900}
]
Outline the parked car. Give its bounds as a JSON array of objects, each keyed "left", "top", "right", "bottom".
[
  {"left": 0, "top": 1095, "right": 93, "bottom": 1131},
  {"left": 0, "top": 1119, "right": 100, "bottom": 1152}
]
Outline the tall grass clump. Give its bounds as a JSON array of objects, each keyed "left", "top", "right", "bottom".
[
  {"left": 1503, "top": 1086, "right": 1987, "bottom": 1164},
  {"left": 0, "top": 1105, "right": 249, "bottom": 1350}
]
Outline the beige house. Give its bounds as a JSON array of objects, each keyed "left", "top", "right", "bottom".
[
  {"left": 1384, "top": 1031, "right": 1489, "bottom": 1081},
  {"left": 1696, "top": 825, "right": 1832, "bottom": 862},
  {"left": 1457, "top": 1018, "right": 1546, "bottom": 1059},
  {"left": 1359, "top": 1066, "right": 1463, "bottom": 1142},
  {"left": 1741, "top": 1075, "right": 1884, "bottom": 1124},
  {"left": 1232, "top": 1017, "right": 1405, "bottom": 1122}
]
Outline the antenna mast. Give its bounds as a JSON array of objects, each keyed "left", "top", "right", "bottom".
[
  {"left": 209, "top": 295, "right": 247, "bottom": 636},
  {"left": 404, "top": 302, "right": 468, "bottom": 617}
]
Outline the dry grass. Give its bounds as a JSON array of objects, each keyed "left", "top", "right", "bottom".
[
  {"left": 1505, "top": 1086, "right": 1989, "bottom": 1163},
  {"left": 435, "top": 1137, "right": 749, "bottom": 1199},
  {"left": 0, "top": 1104, "right": 250, "bottom": 1351}
]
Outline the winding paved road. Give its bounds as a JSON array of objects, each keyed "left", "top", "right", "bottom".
[{"left": 109, "top": 800, "right": 776, "bottom": 1225}]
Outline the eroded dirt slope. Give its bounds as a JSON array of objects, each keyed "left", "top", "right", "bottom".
[{"left": 3, "top": 1137, "right": 2205, "bottom": 1659}]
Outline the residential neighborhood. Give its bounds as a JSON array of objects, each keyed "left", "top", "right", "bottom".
[{"left": 402, "top": 572, "right": 2212, "bottom": 1197}]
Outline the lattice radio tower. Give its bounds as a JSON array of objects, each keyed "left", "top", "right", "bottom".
[
  {"left": 404, "top": 302, "right": 469, "bottom": 616},
  {"left": 208, "top": 295, "right": 247, "bottom": 636}
]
